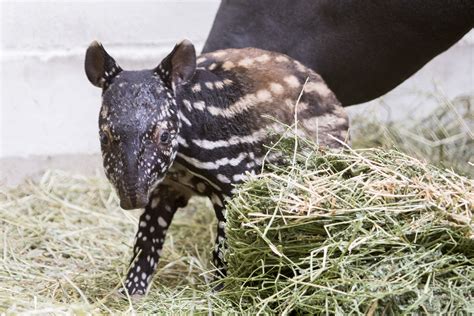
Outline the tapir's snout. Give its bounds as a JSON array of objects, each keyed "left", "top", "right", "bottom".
[
  {"left": 118, "top": 185, "right": 149, "bottom": 210},
  {"left": 119, "top": 196, "right": 148, "bottom": 210}
]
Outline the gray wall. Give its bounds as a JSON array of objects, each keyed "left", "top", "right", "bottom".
[{"left": 0, "top": 1, "right": 472, "bottom": 185}]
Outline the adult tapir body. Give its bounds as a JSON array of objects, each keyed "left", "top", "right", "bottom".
[{"left": 203, "top": 0, "right": 474, "bottom": 106}]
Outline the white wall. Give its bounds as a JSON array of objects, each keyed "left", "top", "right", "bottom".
[
  {"left": 0, "top": 1, "right": 472, "bottom": 185},
  {"left": 1, "top": 0, "right": 220, "bottom": 158}
]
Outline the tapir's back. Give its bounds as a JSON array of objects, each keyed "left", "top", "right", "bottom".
[{"left": 194, "top": 48, "right": 349, "bottom": 148}]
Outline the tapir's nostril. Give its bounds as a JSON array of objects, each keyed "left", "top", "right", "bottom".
[
  {"left": 120, "top": 199, "right": 135, "bottom": 210},
  {"left": 119, "top": 186, "right": 149, "bottom": 210}
]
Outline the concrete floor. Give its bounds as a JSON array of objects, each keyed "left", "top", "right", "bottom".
[{"left": 0, "top": 154, "right": 103, "bottom": 186}]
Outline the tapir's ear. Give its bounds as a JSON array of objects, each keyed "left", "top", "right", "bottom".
[
  {"left": 156, "top": 39, "right": 196, "bottom": 90},
  {"left": 85, "top": 41, "right": 122, "bottom": 88}
]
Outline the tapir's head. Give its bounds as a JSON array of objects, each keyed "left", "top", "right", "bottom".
[{"left": 85, "top": 40, "right": 196, "bottom": 210}]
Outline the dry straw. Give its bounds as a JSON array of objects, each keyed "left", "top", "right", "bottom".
[{"left": 0, "top": 171, "right": 235, "bottom": 314}]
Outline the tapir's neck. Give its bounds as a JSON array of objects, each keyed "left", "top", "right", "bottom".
[
  {"left": 176, "top": 68, "right": 254, "bottom": 149},
  {"left": 172, "top": 68, "right": 257, "bottom": 185}
]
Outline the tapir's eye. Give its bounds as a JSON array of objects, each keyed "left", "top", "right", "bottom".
[
  {"left": 160, "top": 131, "right": 171, "bottom": 144},
  {"left": 99, "top": 130, "right": 111, "bottom": 146}
]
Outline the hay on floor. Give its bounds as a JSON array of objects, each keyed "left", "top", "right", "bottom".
[{"left": 0, "top": 170, "right": 235, "bottom": 314}]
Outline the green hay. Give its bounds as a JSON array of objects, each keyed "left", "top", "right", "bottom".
[{"left": 221, "top": 138, "right": 473, "bottom": 314}]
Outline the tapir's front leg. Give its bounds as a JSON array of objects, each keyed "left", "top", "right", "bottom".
[{"left": 121, "top": 185, "right": 190, "bottom": 296}]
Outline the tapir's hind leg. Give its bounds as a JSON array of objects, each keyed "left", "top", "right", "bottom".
[{"left": 210, "top": 192, "right": 227, "bottom": 280}]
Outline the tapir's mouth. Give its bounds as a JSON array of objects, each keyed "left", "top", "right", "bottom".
[
  {"left": 120, "top": 197, "right": 148, "bottom": 210},
  {"left": 118, "top": 186, "right": 149, "bottom": 210},
  {"left": 115, "top": 174, "right": 165, "bottom": 210}
]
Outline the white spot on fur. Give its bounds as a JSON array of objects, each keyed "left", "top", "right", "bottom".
[
  {"left": 191, "top": 122, "right": 283, "bottom": 149},
  {"left": 193, "top": 101, "right": 206, "bottom": 110},
  {"left": 158, "top": 216, "right": 167, "bottom": 228},
  {"left": 238, "top": 57, "right": 254, "bottom": 67},
  {"left": 208, "top": 63, "right": 217, "bottom": 70},
  {"left": 256, "top": 89, "right": 272, "bottom": 102},
  {"left": 222, "top": 61, "right": 235, "bottom": 70},
  {"left": 293, "top": 60, "right": 307, "bottom": 73},
  {"left": 214, "top": 81, "right": 225, "bottom": 89},
  {"left": 177, "top": 135, "right": 189, "bottom": 147},
  {"left": 269, "top": 82, "right": 284, "bottom": 95},
  {"left": 178, "top": 111, "right": 192, "bottom": 126},
  {"left": 255, "top": 54, "right": 270, "bottom": 63},
  {"left": 233, "top": 173, "right": 249, "bottom": 182},
  {"left": 177, "top": 152, "right": 249, "bottom": 170},
  {"left": 284, "top": 75, "right": 300, "bottom": 88},
  {"left": 206, "top": 91, "right": 272, "bottom": 118},
  {"left": 151, "top": 198, "right": 160, "bottom": 209},
  {"left": 196, "top": 57, "right": 207, "bottom": 64},
  {"left": 304, "top": 81, "right": 332, "bottom": 97},
  {"left": 275, "top": 55, "right": 290, "bottom": 63},
  {"left": 191, "top": 83, "right": 201, "bottom": 93},
  {"left": 217, "top": 174, "right": 231, "bottom": 183},
  {"left": 212, "top": 51, "right": 227, "bottom": 57},
  {"left": 182, "top": 99, "right": 192, "bottom": 111},
  {"left": 211, "top": 193, "right": 223, "bottom": 207},
  {"left": 285, "top": 98, "right": 309, "bottom": 111},
  {"left": 196, "top": 182, "right": 206, "bottom": 193}
]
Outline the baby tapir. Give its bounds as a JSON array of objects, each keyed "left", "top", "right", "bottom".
[{"left": 85, "top": 39, "right": 349, "bottom": 295}]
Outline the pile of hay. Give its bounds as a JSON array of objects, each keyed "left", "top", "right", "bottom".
[
  {"left": 351, "top": 95, "right": 473, "bottom": 177},
  {"left": 221, "top": 138, "right": 473, "bottom": 314}
]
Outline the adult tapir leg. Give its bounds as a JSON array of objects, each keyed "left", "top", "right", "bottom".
[{"left": 121, "top": 185, "right": 190, "bottom": 295}]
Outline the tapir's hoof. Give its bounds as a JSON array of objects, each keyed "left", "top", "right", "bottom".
[
  {"left": 117, "top": 287, "right": 146, "bottom": 299},
  {"left": 212, "top": 281, "right": 224, "bottom": 292}
]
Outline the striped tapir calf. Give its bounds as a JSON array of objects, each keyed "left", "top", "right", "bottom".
[{"left": 85, "top": 39, "right": 348, "bottom": 295}]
